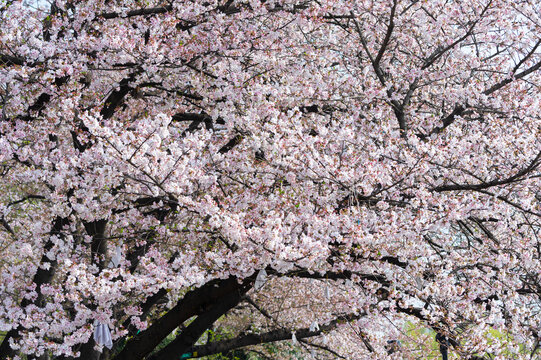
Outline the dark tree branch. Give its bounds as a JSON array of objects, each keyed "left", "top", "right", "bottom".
[
  {"left": 0, "top": 216, "right": 70, "bottom": 359},
  {"left": 83, "top": 219, "right": 108, "bottom": 270},
  {"left": 0, "top": 53, "right": 26, "bottom": 66},
  {"left": 172, "top": 112, "right": 224, "bottom": 136},
  {"left": 421, "top": 0, "right": 493, "bottom": 70},
  {"left": 436, "top": 332, "right": 449, "bottom": 360},
  {"left": 99, "top": 5, "right": 173, "bottom": 19},
  {"left": 511, "top": 38, "right": 541, "bottom": 74},
  {"left": 147, "top": 282, "right": 252, "bottom": 360},
  {"left": 484, "top": 59, "right": 541, "bottom": 96},
  {"left": 121, "top": 253, "right": 179, "bottom": 336},
  {"left": 244, "top": 296, "right": 273, "bottom": 320},
  {"left": 77, "top": 219, "right": 109, "bottom": 360},
  {"left": 17, "top": 76, "right": 71, "bottom": 122},
  {"left": 432, "top": 150, "right": 541, "bottom": 192},
  {"left": 190, "top": 314, "right": 361, "bottom": 358},
  {"left": 423, "top": 44, "right": 541, "bottom": 138},
  {"left": 7, "top": 195, "right": 46, "bottom": 207},
  {"left": 374, "top": 0, "right": 397, "bottom": 69},
  {"left": 0, "top": 216, "right": 14, "bottom": 235},
  {"left": 219, "top": 134, "right": 243, "bottom": 154},
  {"left": 284, "top": 269, "right": 391, "bottom": 287},
  {"left": 299, "top": 338, "right": 349, "bottom": 359},
  {"left": 420, "top": 105, "right": 466, "bottom": 138},
  {"left": 100, "top": 72, "right": 137, "bottom": 120},
  {"left": 123, "top": 195, "right": 178, "bottom": 273},
  {"left": 113, "top": 277, "right": 247, "bottom": 360},
  {"left": 352, "top": 3, "right": 413, "bottom": 135}
]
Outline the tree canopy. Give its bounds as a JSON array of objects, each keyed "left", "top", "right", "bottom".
[{"left": 0, "top": 0, "right": 540, "bottom": 359}]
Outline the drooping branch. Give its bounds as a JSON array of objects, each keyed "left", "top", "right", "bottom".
[
  {"left": 299, "top": 338, "right": 349, "bottom": 359},
  {"left": 189, "top": 314, "right": 362, "bottom": 358}
]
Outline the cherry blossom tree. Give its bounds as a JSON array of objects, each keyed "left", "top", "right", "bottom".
[{"left": 0, "top": 0, "right": 540, "bottom": 359}]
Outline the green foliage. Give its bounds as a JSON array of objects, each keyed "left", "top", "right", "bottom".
[
  {"left": 149, "top": 328, "right": 183, "bottom": 356},
  {"left": 402, "top": 321, "right": 444, "bottom": 359},
  {"left": 401, "top": 321, "right": 536, "bottom": 359},
  {"left": 201, "top": 327, "right": 248, "bottom": 360}
]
